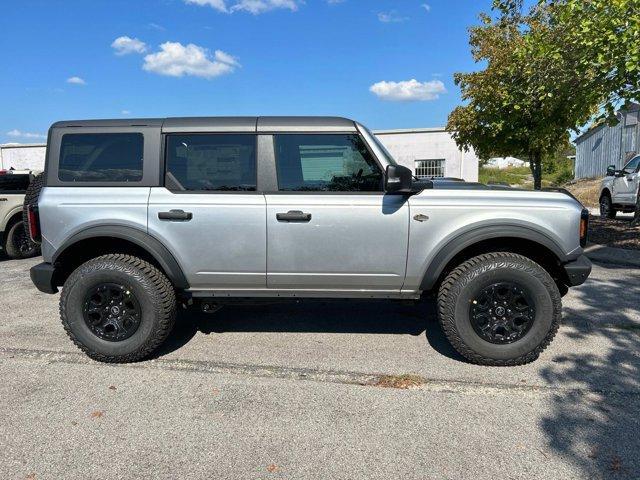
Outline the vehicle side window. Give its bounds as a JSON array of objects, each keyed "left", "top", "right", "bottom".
[
  {"left": 273, "top": 134, "right": 383, "bottom": 192},
  {"left": 623, "top": 156, "right": 640, "bottom": 174},
  {"left": 59, "top": 133, "right": 143, "bottom": 182},
  {"left": 0, "top": 174, "right": 30, "bottom": 193},
  {"left": 165, "top": 134, "right": 257, "bottom": 192}
]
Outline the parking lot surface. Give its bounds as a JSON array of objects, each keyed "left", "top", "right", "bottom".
[{"left": 1, "top": 256, "right": 639, "bottom": 479}]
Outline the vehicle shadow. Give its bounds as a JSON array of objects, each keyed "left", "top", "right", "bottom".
[
  {"left": 540, "top": 261, "right": 640, "bottom": 478},
  {"left": 154, "top": 297, "right": 465, "bottom": 362}
]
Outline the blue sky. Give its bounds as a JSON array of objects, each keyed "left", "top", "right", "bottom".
[{"left": 0, "top": 0, "right": 495, "bottom": 143}]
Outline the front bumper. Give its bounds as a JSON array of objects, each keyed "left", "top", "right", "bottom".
[
  {"left": 563, "top": 254, "right": 592, "bottom": 287},
  {"left": 30, "top": 262, "right": 58, "bottom": 294}
]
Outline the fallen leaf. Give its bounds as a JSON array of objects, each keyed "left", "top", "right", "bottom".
[
  {"left": 610, "top": 456, "right": 622, "bottom": 472},
  {"left": 25, "top": 474, "right": 36, "bottom": 480},
  {"left": 267, "top": 464, "right": 278, "bottom": 473},
  {"left": 372, "top": 374, "right": 426, "bottom": 389},
  {"left": 90, "top": 410, "right": 105, "bottom": 418},
  {"left": 108, "top": 385, "right": 117, "bottom": 391}
]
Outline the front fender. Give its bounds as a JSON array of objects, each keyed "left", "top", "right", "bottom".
[{"left": 417, "top": 223, "right": 572, "bottom": 291}]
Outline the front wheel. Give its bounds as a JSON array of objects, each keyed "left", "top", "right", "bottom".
[
  {"left": 437, "top": 252, "right": 561, "bottom": 366},
  {"left": 60, "top": 254, "right": 176, "bottom": 363},
  {"left": 600, "top": 195, "right": 617, "bottom": 219}
]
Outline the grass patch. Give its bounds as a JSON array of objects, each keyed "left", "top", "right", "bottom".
[
  {"left": 479, "top": 166, "right": 531, "bottom": 186},
  {"left": 563, "top": 177, "right": 602, "bottom": 208},
  {"left": 372, "top": 374, "right": 426, "bottom": 389}
]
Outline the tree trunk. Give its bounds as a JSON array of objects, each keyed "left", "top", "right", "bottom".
[{"left": 529, "top": 152, "right": 542, "bottom": 190}]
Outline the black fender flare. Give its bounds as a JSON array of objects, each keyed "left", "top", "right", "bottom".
[
  {"left": 419, "top": 224, "right": 571, "bottom": 291},
  {"left": 52, "top": 225, "right": 189, "bottom": 289}
]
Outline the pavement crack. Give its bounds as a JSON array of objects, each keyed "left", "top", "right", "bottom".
[{"left": 1, "top": 346, "right": 639, "bottom": 397}]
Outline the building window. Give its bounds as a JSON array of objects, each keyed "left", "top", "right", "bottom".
[{"left": 415, "top": 159, "right": 445, "bottom": 178}]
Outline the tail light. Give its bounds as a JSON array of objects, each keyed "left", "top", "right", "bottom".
[
  {"left": 579, "top": 209, "right": 589, "bottom": 247},
  {"left": 27, "top": 205, "right": 41, "bottom": 243}
]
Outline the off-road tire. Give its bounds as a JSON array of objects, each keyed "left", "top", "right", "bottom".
[
  {"left": 3, "top": 220, "right": 39, "bottom": 259},
  {"left": 437, "top": 252, "right": 562, "bottom": 366},
  {"left": 60, "top": 254, "right": 177, "bottom": 363},
  {"left": 22, "top": 172, "right": 44, "bottom": 228},
  {"left": 599, "top": 194, "right": 617, "bottom": 219}
]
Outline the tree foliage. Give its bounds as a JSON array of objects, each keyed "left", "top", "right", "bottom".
[{"left": 448, "top": 0, "right": 640, "bottom": 189}]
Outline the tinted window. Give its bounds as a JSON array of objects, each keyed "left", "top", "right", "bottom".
[
  {"left": 623, "top": 156, "right": 640, "bottom": 173},
  {"left": 0, "top": 174, "right": 31, "bottom": 193},
  {"left": 59, "top": 133, "right": 143, "bottom": 182},
  {"left": 274, "top": 134, "right": 382, "bottom": 192},
  {"left": 165, "top": 134, "right": 256, "bottom": 192}
]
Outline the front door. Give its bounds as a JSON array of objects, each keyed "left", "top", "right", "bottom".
[
  {"left": 613, "top": 156, "right": 640, "bottom": 204},
  {"left": 265, "top": 133, "right": 409, "bottom": 291},
  {"left": 148, "top": 133, "right": 266, "bottom": 290}
]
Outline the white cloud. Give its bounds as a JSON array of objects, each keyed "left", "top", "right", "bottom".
[
  {"left": 121, "top": 110, "right": 132, "bottom": 115},
  {"left": 143, "top": 42, "right": 240, "bottom": 79},
  {"left": 66, "top": 76, "right": 86, "bottom": 85},
  {"left": 111, "top": 36, "right": 148, "bottom": 55},
  {"left": 377, "top": 11, "right": 408, "bottom": 23},
  {"left": 6, "top": 129, "right": 46, "bottom": 140},
  {"left": 327, "top": 0, "right": 345, "bottom": 3},
  {"left": 184, "top": 0, "right": 300, "bottom": 14},
  {"left": 369, "top": 79, "right": 446, "bottom": 101},
  {"left": 184, "top": 0, "right": 228, "bottom": 12},
  {"left": 421, "top": 3, "right": 431, "bottom": 12}
]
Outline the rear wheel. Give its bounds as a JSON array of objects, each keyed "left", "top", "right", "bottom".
[
  {"left": 437, "top": 252, "right": 561, "bottom": 366},
  {"left": 60, "top": 254, "right": 176, "bottom": 363},
  {"left": 3, "top": 220, "right": 39, "bottom": 259},
  {"left": 599, "top": 194, "right": 617, "bottom": 219}
]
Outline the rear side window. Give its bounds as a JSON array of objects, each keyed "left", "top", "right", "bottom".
[
  {"left": 273, "top": 134, "right": 383, "bottom": 192},
  {"left": 59, "top": 133, "right": 144, "bottom": 182},
  {"left": 0, "top": 174, "right": 31, "bottom": 193},
  {"left": 165, "top": 134, "right": 257, "bottom": 192}
]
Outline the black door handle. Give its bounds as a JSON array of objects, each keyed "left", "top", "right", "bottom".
[
  {"left": 158, "top": 209, "right": 193, "bottom": 221},
  {"left": 276, "top": 210, "right": 312, "bottom": 222}
]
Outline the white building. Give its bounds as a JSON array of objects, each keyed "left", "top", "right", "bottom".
[
  {"left": 0, "top": 143, "right": 46, "bottom": 171},
  {"left": 374, "top": 128, "right": 479, "bottom": 182},
  {"left": 484, "top": 156, "right": 529, "bottom": 169}
]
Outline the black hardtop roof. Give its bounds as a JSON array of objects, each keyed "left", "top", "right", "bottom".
[{"left": 50, "top": 116, "right": 358, "bottom": 132}]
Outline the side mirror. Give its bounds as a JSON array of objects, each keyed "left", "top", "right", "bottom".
[
  {"left": 606, "top": 165, "right": 616, "bottom": 177},
  {"left": 385, "top": 165, "right": 431, "bottom": 194}
]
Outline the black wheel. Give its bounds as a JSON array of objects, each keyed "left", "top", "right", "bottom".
[
  {"left": 599, "top": 194, "right": 616, "bottom": 219},
  {"left": 60, "top": 254, "right": 176, "bottom": 363},
  {"left": 3, "top": 220, "right": 40, "bottom": 259},
  {"left": 22, "top": 172, "right": 44, "bottom": 228},
  {"left": 437, "top": 252, "right": 561, "bottom": 366}
]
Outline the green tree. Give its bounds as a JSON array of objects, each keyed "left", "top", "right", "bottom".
[{"left": 448, "top": 0, "right": 640, "bottom": 190}]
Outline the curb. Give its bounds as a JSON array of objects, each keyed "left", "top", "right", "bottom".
[{"left": 584, "top": 243, "right": 640, "bottom": 268}]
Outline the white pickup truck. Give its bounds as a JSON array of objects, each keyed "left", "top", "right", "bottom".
[
  {"left": 599, "top": 155, "right": 640, "bottom": 218},
  {"left": 0, "top": 169, "right": 40, "bottom": 259}
]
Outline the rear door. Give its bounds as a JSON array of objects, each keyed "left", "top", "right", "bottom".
[
  {"left": 147, "top": 133, "right": 266, "bottom": 291},
  {"left": 613, "top": 156, "right": 640, "bottom": 204},
  {"left": 265, "top": 133, "right": 409, "bottom": 291}
]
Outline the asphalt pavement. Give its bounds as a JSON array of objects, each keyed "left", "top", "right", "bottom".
[{"left": 1, "top": 256, "right": 638, "bottom": 480}]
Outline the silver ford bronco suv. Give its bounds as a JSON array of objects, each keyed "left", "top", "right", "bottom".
[{"left": 28, "top": 117, "right": 591, "bottom": 366}]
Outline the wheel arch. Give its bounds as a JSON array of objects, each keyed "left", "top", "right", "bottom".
[
  {"left": 420, "top": 226, "right": 571, "bottom": 293},
  {"left": 52, "top": 225, "right": 189, "bottom": 290},
  {"left": 600, "top": 188, "right": 612, "bottom": 200},
  {"left": 3, "top": 209, "right": 23, "bottom": 230}
]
